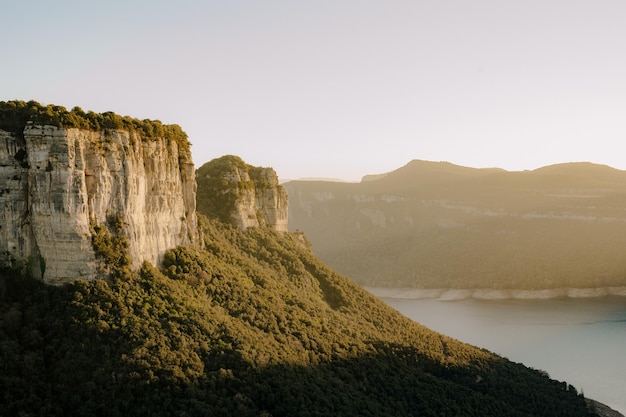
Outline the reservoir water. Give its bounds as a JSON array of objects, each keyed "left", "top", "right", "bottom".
[{"left": 378, "top": 294, "right": 626, "bottom": 415}]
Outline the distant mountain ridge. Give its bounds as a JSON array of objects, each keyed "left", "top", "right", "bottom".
[{"left": 284, "top": 159, "right": 626, "bottom": 289}]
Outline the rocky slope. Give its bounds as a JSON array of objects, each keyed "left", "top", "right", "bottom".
[
  {"left": 196, "top": 155, "right": 288, "bottom": 232},
  {"left": 0, "top": 115, "right": 199, "bottom": 284}
]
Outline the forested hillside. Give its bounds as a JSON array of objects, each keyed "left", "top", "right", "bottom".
[
  {"left": 0, "top": 214, "right": 596, "bottom": 416},
  {"left": 285, "top": 160, "right": 626, "bottom": 289}
]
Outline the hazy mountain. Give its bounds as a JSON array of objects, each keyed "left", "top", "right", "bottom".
[{"left": 284, "top": 160, "right": 626, "bottom": 289}]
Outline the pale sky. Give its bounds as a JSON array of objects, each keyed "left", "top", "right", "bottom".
[{"left": 2, "top": 1, "right": 626, "bottom": 181}]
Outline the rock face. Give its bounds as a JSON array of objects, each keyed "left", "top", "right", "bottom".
[
  {"left": 228, "top": 168, "right": 288, "bottom": 232},
  {"left": 0, "top": 124, "right": 199, "bottom": 284},
  {"left": 196, "top": 155, "right": 288, "bottom": 232}
]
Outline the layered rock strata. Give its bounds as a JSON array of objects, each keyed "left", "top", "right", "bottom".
[
  {"left": 0, "top": 124, "right": 199, "bottom": 284},
  {"left": 226, "top": 167, "right": 288, "bottom": 232}
]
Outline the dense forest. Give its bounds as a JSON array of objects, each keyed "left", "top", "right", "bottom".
[
  {"left": 285, "top": 160, "right": 626, "bottom": 289},
  {"left": 0, "top": 100, "right": 189, "bottom": 151},
  {"left": 0, "top": 213, "right": 596, "bottom": 416}
]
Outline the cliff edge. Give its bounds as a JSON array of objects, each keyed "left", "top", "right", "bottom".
[{"left": 0, "top": 101, "right": 200, "bottom": 284}]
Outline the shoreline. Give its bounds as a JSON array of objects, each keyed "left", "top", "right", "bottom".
[{"left": 365, "top": 286, "right": 626, "bottom": 301}]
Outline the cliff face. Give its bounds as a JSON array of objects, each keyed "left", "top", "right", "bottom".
[
  {"left": 196, "top": 155, "right": 288, "bottom": 232},
  {"left": 0, "top": 124, "right": 199, "bottom": 284},
  {"left": 254, "top": 169, "right": 289, "bottom": 232},
  {"left": 227, "top": 167, "right": 288, "bottom": 232}
]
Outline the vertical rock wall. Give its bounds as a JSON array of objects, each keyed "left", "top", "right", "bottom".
[
  {"left": 252, "top": 168, "right": 289, "bottom": 232},
  {"left": 226, "top": 167, "right": 289, "bottom": 232},
  {"left": 0, "top": 124, "right": 199, "bottom": 284}
]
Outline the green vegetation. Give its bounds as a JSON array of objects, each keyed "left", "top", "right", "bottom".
[
  {"left": 91, "top": 215, "right": 132, "bottom": 279},
  {"left": 196, "top": 155, "right": 250, "bottom": 223},
  {"left": 0, "top": 100, "right": 190, "bottom": 152},
  {"left": 285, "top": 160, "right": 626, "bottom": 289},
  {"left": 0, "top": 213, "right": 594, "bottom": 416}
]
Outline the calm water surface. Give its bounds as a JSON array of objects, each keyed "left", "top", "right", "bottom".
[{"left": 380, "top": 296, "right": 626, "bottom": 415}]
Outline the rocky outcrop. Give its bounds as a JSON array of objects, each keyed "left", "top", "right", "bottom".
[
  {"left": 196, "top": 155, "right": 288, "bottom": 232},
  {"left": 0, "top": 124, "right": 199, "bottom": 284}
]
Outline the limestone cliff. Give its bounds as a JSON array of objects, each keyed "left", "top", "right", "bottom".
[
  {"left": 0, "top": 124, "right": 199, "bottom": 284},
  {"left": 196, "top": 155, "right": 288, "bottom": 232}
]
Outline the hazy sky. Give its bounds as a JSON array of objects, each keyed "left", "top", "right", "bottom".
[{"left": 2, "top": 1, "right": 626, "bottom": 181}]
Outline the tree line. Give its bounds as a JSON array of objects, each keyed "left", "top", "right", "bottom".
[{"left": 0, "top": 100, "right": 190, "bottom": 151}]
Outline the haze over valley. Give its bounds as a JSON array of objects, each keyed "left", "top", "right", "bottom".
[{"left": 285, "top": 160, "right": 626, "bottom": 292}]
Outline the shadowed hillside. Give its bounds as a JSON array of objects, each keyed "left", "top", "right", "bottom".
[
  {"left": 0, "top": 215, "right": 597, "bottom": 416},
  {"left": 285, "top": 160, "right": 626, "bottom": 289}
]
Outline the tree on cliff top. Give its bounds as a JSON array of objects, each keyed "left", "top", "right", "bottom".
[{"left": 0, "top": 100, "right": 190, "bottom": 152}]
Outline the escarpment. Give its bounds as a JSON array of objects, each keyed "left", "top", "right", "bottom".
[
  {"left": 196, "top": 155, "right": 288, "bottom": 232},
  {"left": 284, "top": 159, "right": 626, "bottom": 290},
  {"left": 0, "top": 112, "right": 199, "bottom": 284}
]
